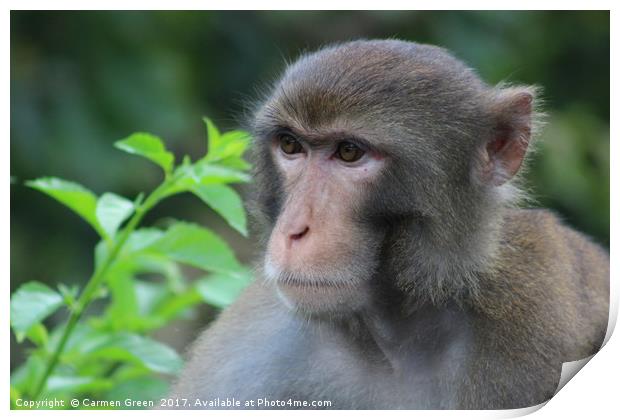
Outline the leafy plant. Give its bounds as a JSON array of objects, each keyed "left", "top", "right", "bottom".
[{"left": 10, "top": 118, "right": 253, "bottom": 409}]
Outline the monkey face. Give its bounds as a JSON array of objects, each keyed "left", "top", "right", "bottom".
[
  {"left": 251, "top": 40, "right": 535, "bottom": 315},
  {"left": 261, "top": 130, "right": 385, "bottom": 315}
]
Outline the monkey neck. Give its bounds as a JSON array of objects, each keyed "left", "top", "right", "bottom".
[{"left": 332, "top": 300, "right": 473, "bottom": 374}]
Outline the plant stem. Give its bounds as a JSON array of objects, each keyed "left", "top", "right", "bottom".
[{"left": 30, "top": 180, "right": 172, "bottom": 400}]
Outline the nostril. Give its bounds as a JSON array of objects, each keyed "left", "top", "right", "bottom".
[{"left": 290, "top": 226, "right": 309, "bottom": 241}]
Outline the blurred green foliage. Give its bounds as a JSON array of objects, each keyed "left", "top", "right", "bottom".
[
  {"left": 11, "top": 11, "right": 609, "bottom": 370},
  {"left": 11, "top": 120, "right": 253, "bottom": 407}
]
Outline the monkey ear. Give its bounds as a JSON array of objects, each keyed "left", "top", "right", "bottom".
[{"left": 480, "top": 87, "right": 535, "bottom": 186}]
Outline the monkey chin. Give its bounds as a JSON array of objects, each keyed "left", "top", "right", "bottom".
[{"left": 264, "top": 260, "right": 370, "bottom": 316}]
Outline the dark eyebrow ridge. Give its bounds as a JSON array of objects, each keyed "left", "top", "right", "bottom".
[{"left": 269, "top": 125, "right": 375, "bottom": 151}]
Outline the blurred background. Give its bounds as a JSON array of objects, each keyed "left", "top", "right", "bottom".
[{"left": 11, "top": 11, "right": 609, "bottom": 369}]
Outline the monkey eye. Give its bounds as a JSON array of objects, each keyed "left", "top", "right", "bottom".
[
  {"left": 336, "top": 142, "right": 365, "bottom": 163},
  {"left": 279, "top": 134, "right": 304, "bottom": 155}
]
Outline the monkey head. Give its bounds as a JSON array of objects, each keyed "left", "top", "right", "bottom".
[{"left": 249, "top": 40, "right": 536, "bottom": 316}]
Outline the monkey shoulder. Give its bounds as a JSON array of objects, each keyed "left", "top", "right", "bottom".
[
  {"left": 465, "top": 208, "right": 609, "bottom": 407},
  {"left": 487, "top": 208, "right": 608, "bottom": 334},
  {"left": 499, "top": 208, "right": 608, "bottom": 297}
]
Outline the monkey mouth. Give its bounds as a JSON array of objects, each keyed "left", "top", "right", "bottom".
[
  {"left": 272, "top": 267, "right": 366, "bottom": 295},
  {"left": 271, "top": 271, "right": 369, "bottom": 314},
  {"left": 278, "top": 275, "right": 353, "bottom": 291},
  {"left": 264, "top": 258, "right": 371, "bottom": 314}
]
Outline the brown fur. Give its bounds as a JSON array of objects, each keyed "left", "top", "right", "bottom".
[
  {"left": 462, "top": 209, "right": 609, "bottom": 407},
  {"left": 169, "top": 40, "right": 609, "bottom": 409}
]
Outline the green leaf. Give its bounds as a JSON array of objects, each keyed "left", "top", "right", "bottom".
[
  {"left": 196, "top": 269, "right": 253, "bottom": 308},
  {"left": 203, "top": 117, "right": 221, "bottom": 157},
  {"left": 96, "top": 192, "right": 135, "bottom": 239},
  {"left": 162, "top": 159, "right": 251, "bottom": 200},
  {"left": 10, "top": 386, "right": 21, "bottom": 408},
  {"left": 135, "top": 281, "right": 168, "bottom": 316},
  {"left": 25, "top": 323, "right": 49, "bottom": 347},
  {"left": 92, "top": 333, "right": 183, "bottom": 374},
  {"left": 219, "top": 155, "right": 252, "bottom": 170},
  {"left": 204, "top": 123, "right": 250, "bottom": 161},
  {"left": 11, "top": 282, "right": 64, "bottom": 336},
  {"left": 115, "top": 132, "right": 174, "bottom": 174},
  {"left": 155, "top": 288, "right": 202, "bottom": 320},
  {"left": 105, "top": 377, "right": 168, "bottom": 406},
  {"left": 94, "top": 228, "right": 165, "bottom": 271},
  {"left": 190, "top": 184, "right": 247, "bottom": 236},
  {"left": 47, "top": 375, "right": 112, "bottom": 393},
  {"left": 125, "top": 228, "right": 165, "bottom": 252},
  {"left": 149, "top": 222, "right": 241, "bottom": 274},
  {"left": 94, "top": 240, "right": 108, "bottom": 271},
  {"left": 58, "top": 283, "right": 79, "bottom": 309},
  {"left": 106, "top": 272, "right": 139, "bottom": 329},
  {"left": 203, "top": 118, "right": 251, "bottom": 162},
  {"left": 220, "top": 130, "right": 251, "bottom": 156},
  {"left": 26, "top": 177, "right": 103, "bottom": 236},
  {"left": 47, "top": 325, "right": 179, "bottom": 373},
  {"left": 10, "top": 353, "right": 46, "bottom": 396},
  {"left": 49, "top": 323, "right": 110, "bottom": 357},
  {"left": 194, "top": 162, "right": 251, "bottom": 184},
  {"left": 219, "top": 130, "right": 251, "bottom": 152}
]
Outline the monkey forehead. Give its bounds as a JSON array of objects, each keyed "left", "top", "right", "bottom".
[{"left": 255, "top": 39, "right": 486, "bottom": 142}]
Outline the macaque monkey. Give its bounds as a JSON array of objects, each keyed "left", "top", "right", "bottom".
[{"left": 168, "top": 40, "right": 609, "bottom": 409}]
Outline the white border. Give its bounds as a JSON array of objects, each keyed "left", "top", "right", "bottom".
[{"left": 4, "top": 3, "right": 617, "bottom": 420}]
